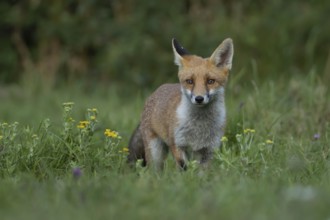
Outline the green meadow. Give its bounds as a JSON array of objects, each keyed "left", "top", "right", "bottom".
[
  {"left": 1, "top": 70, "right": 330, "bottom": 219},
  {"left": 1, "top": 1, "right": 330, "bottom": 219}
]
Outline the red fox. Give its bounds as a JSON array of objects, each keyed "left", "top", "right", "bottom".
[{"left": 128, "top": 38, "right": 234, "bottom": 170}]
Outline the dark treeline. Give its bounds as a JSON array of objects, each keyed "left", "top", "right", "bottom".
[{"left": 1, "top": 0, "right": 329, "bottom": 88}]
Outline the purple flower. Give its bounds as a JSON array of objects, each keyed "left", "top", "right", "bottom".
[
  {"left": 313, "top": 133, "right": 320, "bottom": 140},
  {"left": 72, "top": 167, "right": 82, "bottom": 179}
]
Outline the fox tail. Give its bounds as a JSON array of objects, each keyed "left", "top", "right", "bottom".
[{"left": 127, "top": 123, "right": 146, "bottom": 167}]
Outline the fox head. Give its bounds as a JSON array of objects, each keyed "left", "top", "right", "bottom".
[{"left": 172, "top": 38, "right": 234, "bottom": 106}]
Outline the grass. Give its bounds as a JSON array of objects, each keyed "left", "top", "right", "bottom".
[{"left": 0, "top": 69, "right": 330, "bottom": 220}]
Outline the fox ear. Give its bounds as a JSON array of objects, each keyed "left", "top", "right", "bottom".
[
  {"left": 210, "top": 38, "right": 234, "bottom": 70},
  {"left": 172, "top": 38, "right": 189, "bottom": 67}
]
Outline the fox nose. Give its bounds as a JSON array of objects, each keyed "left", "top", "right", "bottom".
[{"left": 195, "top": 96, "right": 204, "bottom": 104}]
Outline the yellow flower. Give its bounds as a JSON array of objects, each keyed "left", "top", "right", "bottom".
[
  {"left": 77, "top": 124, "right": 85, "bottom": 129},
  {"left": 119, "top": 147, "right": 129, "bottom": 154},
  {"left": 77, "top": 121, "right": 90, "bottom": 129},
  {"left": 90, "top": 116, "right": 96, "bottom": 120},
  {"left": 92, "top": 108, "right": 98, "bottom": 112},
  {"left": 104, "top": 129, "right": 119, "bottom": 138},
  {"left": 0, "top": 135, "right": 3, "bottom": 140},
  {"left": 221, "top": 136, "right": 228, "bottom": 142},
  {"left": 111, "top": 132, "right": 118, "bottom": 138},
  {"left": 265, "top": 140, "right": 274, "bottom": 144}
]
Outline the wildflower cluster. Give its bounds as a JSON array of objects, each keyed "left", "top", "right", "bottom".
[
  {"left": 215, "top": 128, "right": 275, "bottom": 175},
  {"left": 77, "top": 110, "right": 99, "bottom": 148},
  {"left": 0, "top": 103, "right": 128, "bottom": 178},
  {"left": 0, "top": 121, "right": 43, "bottom": 176},
  {"left": 62, "top": 102, "right": 75, "bottom": 139},
  {"left": 77, "top": 108, "right": 98, "bottom": 132},
  {"left": 237, "top": 128, "right": 256, "bottom": 153},
  {"left": 87, "top": 108, "right": 98, "bottom": 124},
  {"left": 63, "top": 102, "right": 75, "bottom": 110},
  {"left": 0, "top": 121, "right": 19, "bottom": 146},
  {"left": 102, "top": 128, "right": 126, "bottom": 170},
  {"left": 104, "top": 128, "right": 122, "bottom": 149},
  {"left": 61, "top": 103, "right": 128, "bottom": 171}
]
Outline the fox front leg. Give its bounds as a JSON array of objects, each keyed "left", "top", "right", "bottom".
[
  {"left": 170, "top": 146, "right": 189, "bottom": 171},
  {"left": 196, "top": 147, "right": 213, "bottom": 168}
]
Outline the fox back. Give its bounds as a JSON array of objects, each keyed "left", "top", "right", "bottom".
[{"left": 128, "top": 38, "right": 234, "bottom": 170}]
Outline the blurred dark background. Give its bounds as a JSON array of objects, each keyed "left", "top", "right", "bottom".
[{"left": 1, "top": 0, "right": 329, "bottom": 90}]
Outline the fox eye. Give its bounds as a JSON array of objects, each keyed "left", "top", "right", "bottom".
[
  {"left": 207, "top": 79, "right": 215, "bottom": 84},
  {"left": 186, "top": 79, "right": 194, "bottom": 84}
]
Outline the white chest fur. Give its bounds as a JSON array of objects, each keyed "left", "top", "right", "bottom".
[{"left": 174, "top": 89, "right": 226, "bottom": 151}]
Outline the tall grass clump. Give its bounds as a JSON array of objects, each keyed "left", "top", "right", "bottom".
[{"left": 0, "top": 102, "right": 126, "bottom": 179}]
